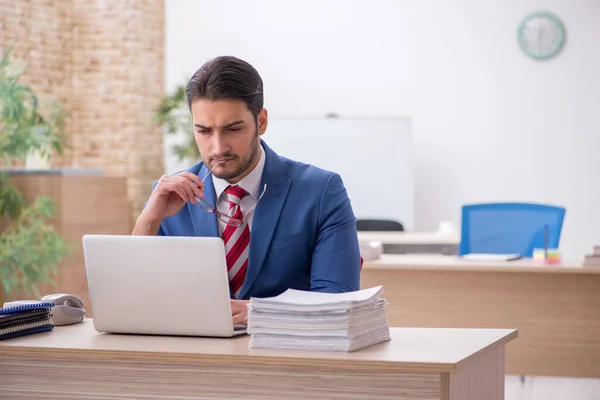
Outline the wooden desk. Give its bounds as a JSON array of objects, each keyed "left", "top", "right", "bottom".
[
  {"left": 0, "top": 320, "right": 516, "bottom": 399},
  {"left": 358, "top": 231, "right": 460, "bottom": 254},
  {"left": 361, "top": 254, "right": 600, "bottom": 378}
]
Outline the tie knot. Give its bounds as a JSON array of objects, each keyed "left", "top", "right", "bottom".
[{"left": 225, "top": 185, "right": 247, "bottom": 205}]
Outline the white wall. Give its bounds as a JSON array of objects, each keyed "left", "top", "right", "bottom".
[{"left": 165, "top": 0, "right": 600, "bottom": 260}]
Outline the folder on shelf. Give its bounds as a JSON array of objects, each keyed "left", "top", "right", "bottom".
[{"left": 460, "top": 253, "right": 522, "bottom": 261}]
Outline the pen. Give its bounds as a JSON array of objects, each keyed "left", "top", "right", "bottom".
[{"left": 544, "top": 224, "right": 548, "bottom": 261}]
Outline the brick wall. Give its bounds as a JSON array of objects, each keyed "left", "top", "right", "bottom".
[
  {"left": 0, "top": 0, "right": 165, "bottom": 223},
  {"left": 0, "top": 0, "right": 72, "bottom": 107}
]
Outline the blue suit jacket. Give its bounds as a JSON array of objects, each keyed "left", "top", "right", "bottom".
[{"left": 153, "top": 140, "right": 361, "bottom": 299}]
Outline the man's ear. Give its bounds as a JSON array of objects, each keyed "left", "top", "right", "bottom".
[{"left": 257, "top": 108, "right": 268, "bottom": 136}]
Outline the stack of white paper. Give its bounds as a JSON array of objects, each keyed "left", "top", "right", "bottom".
[{"left": 247, "top": 286, "right": 390, "bottom": 352}]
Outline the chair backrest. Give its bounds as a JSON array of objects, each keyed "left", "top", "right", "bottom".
[
  {"left": 356, "top": 219, "right": 404, "bottom": 231},
  {"left": 458, "top": 202, "right": 566, "bottom": 257}
]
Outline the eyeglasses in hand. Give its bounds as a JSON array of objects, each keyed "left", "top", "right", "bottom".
[{"left": 194, "top": 162, "right": 267, "bottom": 227}]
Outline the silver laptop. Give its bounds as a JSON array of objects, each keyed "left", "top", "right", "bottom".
[{"left": 82, "top": 234, "right": 246, "bottom": 337}]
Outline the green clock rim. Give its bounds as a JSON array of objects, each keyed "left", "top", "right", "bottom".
[{"left": 517, "top": 10, "right": 566, "bottom": 60}]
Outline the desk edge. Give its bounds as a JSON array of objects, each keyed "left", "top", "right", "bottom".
[
  {"left": 0, "top": 344, "right": 467, "bottom": 373},
  {"left": 455, "top": 329, "right": 518, "bottom": 369}
]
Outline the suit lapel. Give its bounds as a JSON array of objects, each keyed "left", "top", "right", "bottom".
[
  {"left": 239, "top": 141, "right": 291, "bottom": 299},
  {"left": 188, "top": 162, "right": 219, "bottom": 238}
]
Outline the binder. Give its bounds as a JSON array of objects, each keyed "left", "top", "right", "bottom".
[{"left": 0, "top": 302, "right": 54, "bottom": 340}]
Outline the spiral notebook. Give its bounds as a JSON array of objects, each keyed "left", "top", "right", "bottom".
[{"left": 0, "top": 302, "right": 54, "bottom": 340}]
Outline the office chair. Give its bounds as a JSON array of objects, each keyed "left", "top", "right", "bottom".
[
  {"left": 356, "top": 219, "right": 404, "bottom": 231},
  {"left": 458, "top": 202, "right": 566, "bottom": 257}
]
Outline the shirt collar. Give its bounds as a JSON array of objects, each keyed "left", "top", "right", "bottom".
[{"left": 212, "top": 143, "right": 266, "bottom": 201}]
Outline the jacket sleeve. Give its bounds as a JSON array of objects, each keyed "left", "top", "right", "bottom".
[{"left": 310, "top": 173, "right": 361, "bottom": 293}]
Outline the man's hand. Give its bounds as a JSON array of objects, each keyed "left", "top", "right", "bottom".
[
  {"left": 145, "top": 172, "right": 205, "bottom": 221},
  {"left": 231, "top": 300, "right": 249, "bottom": 325},
  {"left": 133, "top": 172, "right": 205, "bottom": 235}
]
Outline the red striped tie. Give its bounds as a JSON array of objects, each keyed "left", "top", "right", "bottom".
[{"left": 222, "top": 185, "right": 250, "bottom": 298}]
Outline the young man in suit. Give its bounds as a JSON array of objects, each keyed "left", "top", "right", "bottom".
[{"left": 133, "top": 56, "right": 361, "bottom": 325}]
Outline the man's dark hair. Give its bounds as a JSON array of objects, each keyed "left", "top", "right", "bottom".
[{"left": 185, "top": 56, "right": 264, "bottom": 118}]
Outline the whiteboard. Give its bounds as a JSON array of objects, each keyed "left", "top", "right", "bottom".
[{"left": 263, "top": 116, "right": 414, "bottom": 230}]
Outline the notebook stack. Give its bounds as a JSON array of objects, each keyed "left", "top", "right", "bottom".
[
  {"left": 247, "top": 286, "right": 390, "bottom": 352},
  {"left": 583, "top": 246, "right": 600, "bottom": 267},
  {"left": 0, "top": 301, "right": 54, "bottom": 340}
]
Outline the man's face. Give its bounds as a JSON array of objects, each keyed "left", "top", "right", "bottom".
[{"left": 191, "top": 98, "right": 267, "bottom": 183}]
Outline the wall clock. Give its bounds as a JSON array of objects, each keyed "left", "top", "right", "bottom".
[{"left": 518, "top": 11, "right": 566, "bottom": 60}]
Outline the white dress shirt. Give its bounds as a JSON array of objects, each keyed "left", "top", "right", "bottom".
[{"left": 212, "top": 144, "right": 266, "bottom": 235}]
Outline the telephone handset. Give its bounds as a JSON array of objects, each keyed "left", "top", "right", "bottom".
[{"left": 41, "top": 293, "right": 86, "bottom": 325}]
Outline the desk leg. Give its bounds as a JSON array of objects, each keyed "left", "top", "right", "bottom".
[{"left": 442, "top": 346, "right": 505, "bottom": 400}]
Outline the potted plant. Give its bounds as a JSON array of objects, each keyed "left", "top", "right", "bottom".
[
  {"left": 0, "top": 48, "right": 71, "bottom": 302},
  {"left": 155, "top": 82, "right": 200, "bottom": 164}
]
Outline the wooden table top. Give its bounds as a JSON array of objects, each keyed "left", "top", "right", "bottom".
[
  {"left": 0, "top": 319, "right": 517, "bottom": 372},
  {"left": 363, "top": 254, "right": 600, "bottom": 275}
]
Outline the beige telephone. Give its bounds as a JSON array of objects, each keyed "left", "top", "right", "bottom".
[{"left": 41, "top": 293, "right": 86, "bottom": 326}]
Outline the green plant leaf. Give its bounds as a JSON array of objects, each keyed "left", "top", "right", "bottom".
[
  {"left": 155, "top": 81, "right": 203, "bottom": 163},
  {"left": 0, "top": 47, "right": 70, "bottom": 296}
]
